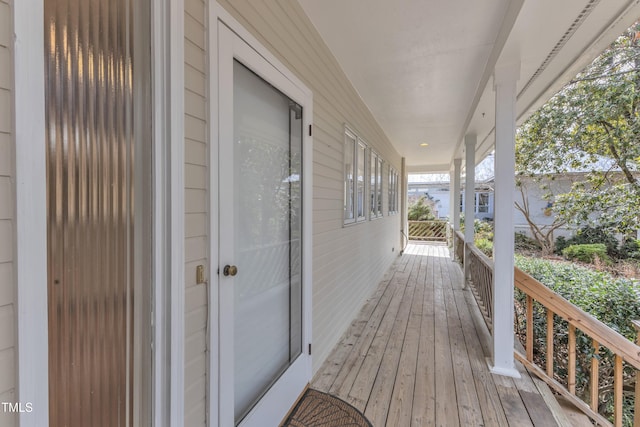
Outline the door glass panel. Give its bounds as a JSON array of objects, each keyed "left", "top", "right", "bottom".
[{"left": 233, "top": 60, "right": 303, "bottom": 423}]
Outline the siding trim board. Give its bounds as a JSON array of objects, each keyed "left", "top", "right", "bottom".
[{"left": 13, "top": 1, "right": 48, "bottom": 425}]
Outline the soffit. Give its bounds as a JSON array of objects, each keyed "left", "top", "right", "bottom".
[{"left": 298, "top": 0, "right": 640, "bottom": 172}]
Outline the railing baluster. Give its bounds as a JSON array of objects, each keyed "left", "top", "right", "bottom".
[
  {"left": 547, "top": 309, "right": 554, "bottom": 378},
  {"left": 568, "top": 324, "right": 576, "bottom": 394},
  {"left": 590, "top": 339, "right": 599, "bottom": 413},
  {"left": 614, "top": 354, "right": 623, "bottom": 427},
  {"left": 634, "top": 320, "right": 640, "bottom": 427},
  {"left": 526, "top": 295, "right": 533, "bottom": 362}
]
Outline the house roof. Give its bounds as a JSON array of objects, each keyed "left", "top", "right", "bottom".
[{"left": 298, "top": 0, "right": 640, "bottom": 173}]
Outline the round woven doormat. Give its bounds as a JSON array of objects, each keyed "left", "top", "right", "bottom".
[{"left": 282, "top": 389, "right": 373, "bottom": 427}]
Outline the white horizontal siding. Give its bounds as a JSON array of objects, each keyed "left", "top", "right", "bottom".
[
  {"left": 217, "top": 0, "right": 403, "bottom": 373},
  {"left": 0, "top": 1, "right": 15, "bottom": 426},
  {"left": 184, "top": 0, "right": 208, "bottom": 425}
]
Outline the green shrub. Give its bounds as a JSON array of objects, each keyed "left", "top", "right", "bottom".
[
  {"left": 555, "top": 226, "right": 620, "bottom": 258},
  {"left": 475, "top": 238, "right": 493, "bottom": 257},
  {"left": 620, "top": 238, "right": 640, "bottom": 260},
  {"left": 408, "top": 196, "right": 436, "bottom": 221},
  {"left": 514, "top": 232, "right": 541, "bottom": 252},
  {"left": 562, "top": 243, "right": 610, "bottom": 264},
  {"left": 514, "top": 256, "right": 640, "bottom": 425}
]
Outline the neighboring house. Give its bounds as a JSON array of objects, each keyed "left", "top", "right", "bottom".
[
  {"left": 408, "top": 180, "right": 494, "bottom": 221},
  {"left": 2, "top": 1, "right": 638, "bottom": 427}
]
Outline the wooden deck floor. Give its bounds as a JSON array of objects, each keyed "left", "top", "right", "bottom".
[{"left": 312, "top": 242, "right": 564, "bottom": 427}]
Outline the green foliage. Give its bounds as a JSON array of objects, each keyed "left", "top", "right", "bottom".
[
  {"left": 408, "top": 196, "right": 436, "bottom": 221},
  {"left": 555, "top": 226, "right": 620, "bottom": 258},
  {"left": 514, "top": 232, "right": 542, "bottom": 252},
  {"left": 620, "top": 238, "right": 640, "bottom": 259},
  {"left": 475, "top": 238, "right": 493, "bottom": 257},
  {"left": 515, "top": 255, "right": 640, "bottom": 344},
  {"left": 514, "top": 256, "right": 640, "bottom": 424},
  {"left": 562, "top": 243, "right": 611, "bottom": 264},
  {"left": 516, "top": 23, "right": 640, "bottom": 235}
]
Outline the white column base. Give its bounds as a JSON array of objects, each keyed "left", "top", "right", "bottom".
[{"left": 486, "top": 358, "right": 521, "bottom": 378}]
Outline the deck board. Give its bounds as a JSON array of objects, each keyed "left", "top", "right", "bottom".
[{"left": 312, "top": 242, "right": 560, "bottom": 426}]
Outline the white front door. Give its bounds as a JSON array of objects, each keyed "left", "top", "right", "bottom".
[{"left": 217, "top": 22, "right": 312, "bottom": 427}]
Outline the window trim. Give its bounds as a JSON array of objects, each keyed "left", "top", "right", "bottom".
[
  {"left": 369, "top": 149, "right": 383, "bottom": 219},
  {"left": 388, "top": 165, "right": 399, "bottom": 215},
  {"left": 343, "top": 125, "right": 368, "bottom": 225}
]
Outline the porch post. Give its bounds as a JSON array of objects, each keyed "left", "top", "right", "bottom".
[
  {"left": 451, "top": 158, "right": 462, "bottom": 231},
  {"left": 401, "top": 157, "right": 408, "bottom": 250},
  {"left": 464, "top": 135, "right": 476, "bottom": 283},
  {"left": 491, "top": 61, "right": 520, "bottom": 378},
  {"left": 449, "top": 158, "right": 462, "bottom": 263}
]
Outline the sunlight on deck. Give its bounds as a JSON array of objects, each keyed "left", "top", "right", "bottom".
[{"left": 312, "top": 243, "right": 566, "bottom": 427}]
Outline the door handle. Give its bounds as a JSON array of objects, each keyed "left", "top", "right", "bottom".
[{"left": 223, "top": 265, "right": 238, "bottom": 277}]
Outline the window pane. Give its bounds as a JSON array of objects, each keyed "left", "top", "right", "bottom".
[
  {"left": 370, "top": 152, "right": 376, "bottom": 218},
  {"left": 357, "top": 142, "right": 366, "bottom": 220},
  {"left": 344, "top": 134, "right": 355, "bottom": 221},
  {"left": 478, "top": 192, "right": 489, "bottom": 213},
  {"left": 377, "top": 158, "right": 383, "bottom": 216}
]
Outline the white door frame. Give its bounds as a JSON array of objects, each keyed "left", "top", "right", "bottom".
[
  {"left": 208, "top": 4, "right": 313, "bottom": 426},
  {"left": 13, "top": 1, "right": 185, "bottom": 426}
]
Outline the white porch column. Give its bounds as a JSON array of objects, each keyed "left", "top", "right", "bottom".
[
  {"left": 401, "top": 157, "right": 408, "bottom": 251},
  {"left": 491, "top": 61, "right": 521, "bottom": 378},
  {"left": 451, "top": 158, "right": 462, "bottom": 230},
  {"left": 449, "top": 158, "right": 462, "bottom": 262},
  {"left": 464, "top": 135, "right": 476, "bottom": 283}
]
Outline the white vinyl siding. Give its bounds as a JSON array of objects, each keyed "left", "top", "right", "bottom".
[
  {"left": 0, "top": 1, "right": 15, "bottom": 426},
  {"left": 184, "top": 0, "right": 208, "bottom": 425},
  {"left": 217, "top": 0, "right": 403, "bottom": 373}
]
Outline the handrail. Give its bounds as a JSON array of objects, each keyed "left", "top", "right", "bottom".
[
  {"left": 514, "top": 267, "right": 640, "bottom": 427},
  {"left": 466, "top": 242, "right": 493, "bottom": 330},
  {"left": 515, "top": 269, "right": 640, "bottom": 371}
]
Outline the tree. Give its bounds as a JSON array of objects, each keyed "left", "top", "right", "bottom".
[
  {"left": 408, "top": 196, "right": 436, "bottom": 221},
  {"left": 514, "top": 179, "right": 566, "bottom": 255},
  {"left": 516, "top": 23, "right": 640, "bottom": 236}
]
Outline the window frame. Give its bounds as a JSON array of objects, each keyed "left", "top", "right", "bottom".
[
  {"left": 343, "top": 126, "right": 368, "bottom": 225},
  {"left": 343, "top": 128, "right": 357, "bottom": 224},
  {"left": 477, "top": 192, "right": 490, "bottom": 213},
  {"left": 388, "top": 165, "right": 399, "bottom": 215},
  {"left": 369, "top": 149, "right": 383, "bottom": 219}
]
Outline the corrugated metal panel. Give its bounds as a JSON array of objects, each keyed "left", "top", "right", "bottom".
[{"left": 45, "top": 0, "right": 134, "bottom": 425}]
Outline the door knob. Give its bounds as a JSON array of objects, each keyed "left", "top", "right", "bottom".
[{"left": 223, "top": 265, "right": 238, "bottom": 277}]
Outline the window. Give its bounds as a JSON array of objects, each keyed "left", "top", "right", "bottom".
[
  {"left": 344, "top": 127, "right": 367, "bottom": 224},
  {"left": 377, "top": 157, "right": 383, "bottom": 215},
  {"left": 369, "top": 150, "right": 382, "bottom": 219},
  {"left": 344, "top": 130, "right": 356, "bottom": 223},
  {"left": 477, "top": 192, "right": 490, "bottom": 213},
  {"left": 388, "top": 166, "right": 399, "bottom": 214},
  {"left": 357, "top": 141, "right": 366, "bottom": 221}
]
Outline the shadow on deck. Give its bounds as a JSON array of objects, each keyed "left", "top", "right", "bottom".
[{"left": 311, "top": 242, "right": 567, "bottom": 427}]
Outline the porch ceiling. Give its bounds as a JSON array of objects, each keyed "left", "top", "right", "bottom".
[{"left": 298, "top": 0, "right": 640, "bottom": 173}]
